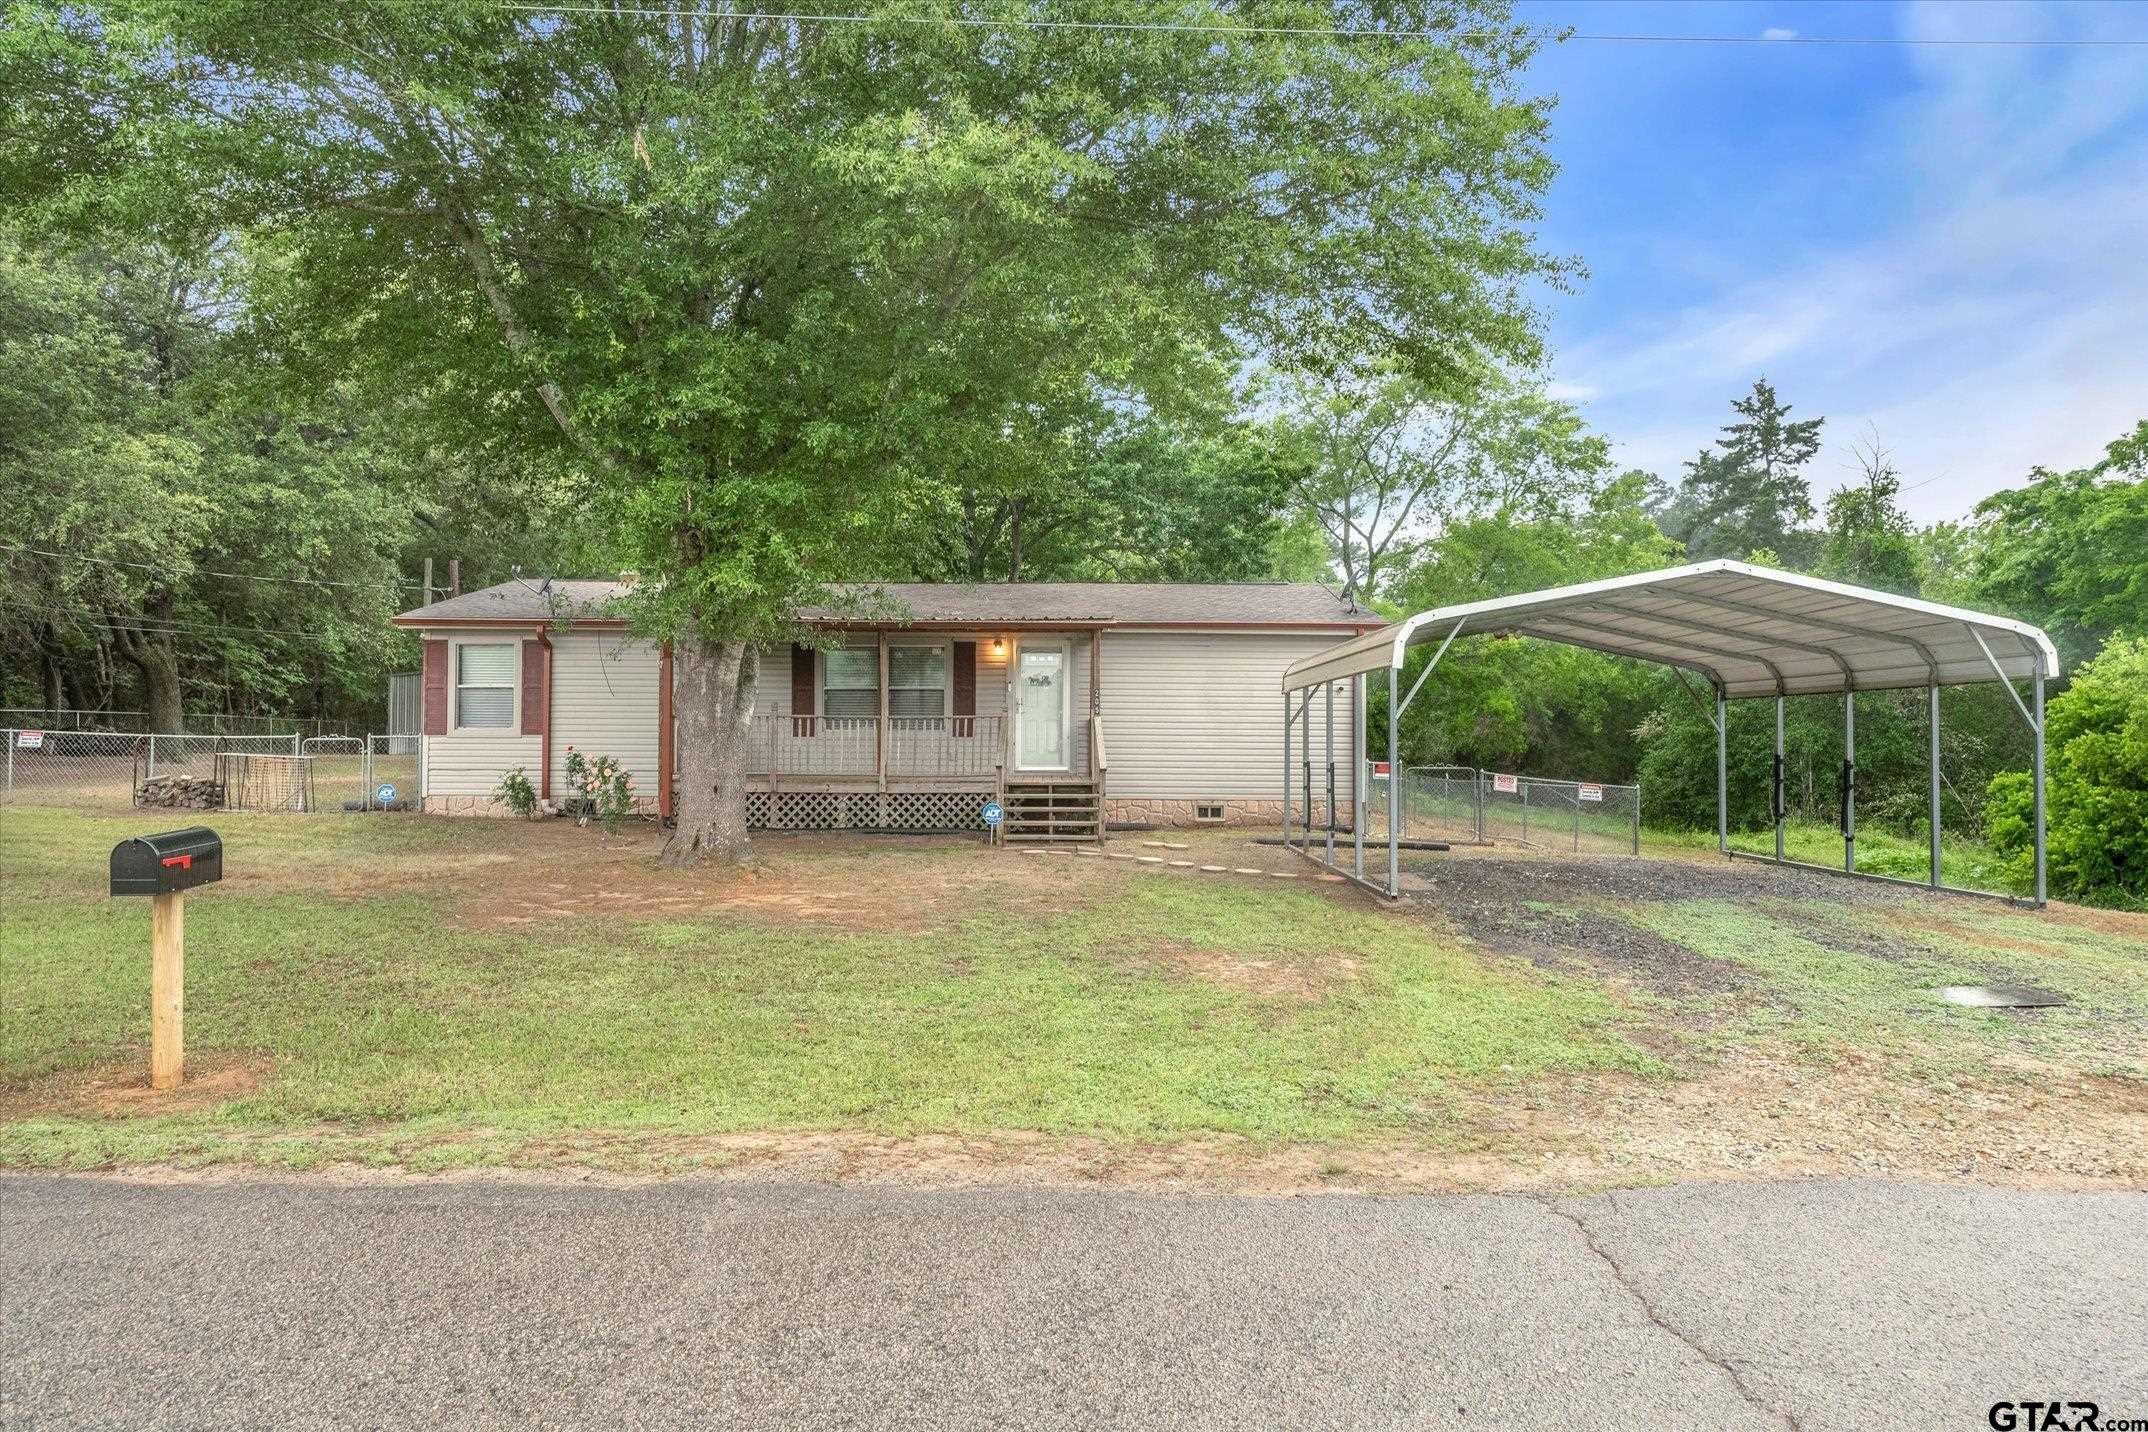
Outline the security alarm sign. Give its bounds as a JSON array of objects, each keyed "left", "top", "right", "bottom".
[
  {"left": 1492, "top": 773, "right": 1518, "bottom": 794},
  {"left": 1579, "top": 783, "right": 1604, "bottom": 802}
]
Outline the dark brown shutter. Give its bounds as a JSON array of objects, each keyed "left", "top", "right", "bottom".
[
  {"left": 952, "top": 641, "right": 977, "bottom": 736},
  {"left": 520, "top": 639, "right": 547, "bottom": 736},
  {"left": 422, "top": 640, "right": 448, "bottom": 735},
  {"left": 789, "top": 643, "right": 816, "bottom": 735}
]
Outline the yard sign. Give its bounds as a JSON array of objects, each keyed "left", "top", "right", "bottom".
[{"left": 1492, "top": 772, "right": 1518, "bottom": 794}]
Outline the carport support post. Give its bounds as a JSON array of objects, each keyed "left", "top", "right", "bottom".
[
  {"left": 1300, "top": 688, "right": 1314, "bottom": 847},
  {"left": 1353, "top": 674, "right": 1366, "bottom": 882},
  {"left": 1774, "top": 696, "right": 1786, "bottom": 862},
  {"left": 1386, "top": 666, "right": 1400, "bottom": 897},
  {"left": 2033, "top": 665, "right": 2046, "bottom": 906},
  {"left": 1928, "top": 684, "right": 1942, "bottom": 890},
  {"left": 1844, "top": 693, "right": 1856, "bottom": 873},
  {"left": 1323, "top": 681, "right": 1335, "bottom": 861},
  {"left": 1280, "top": 694, "right": 1292, "bottom": 850},
  {"left": 1714, "top": 690, "right": 1728, "bottom": 858}
]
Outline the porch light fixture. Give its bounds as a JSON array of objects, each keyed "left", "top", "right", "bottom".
[{"left": 991, "top": 636, "right": 1006, "bottom": 656}]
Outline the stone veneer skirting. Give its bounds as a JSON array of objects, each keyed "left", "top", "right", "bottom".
[
  {"left": 422, "top": 795, "right": 660, "bottom": 819},
  {"left": 1104, "top": 797, "right": 1284, "bottom": 827}
]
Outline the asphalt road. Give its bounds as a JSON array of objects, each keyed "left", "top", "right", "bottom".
[{"left": 4, "top": 1174, "right": 2142, "bottom": 1430}]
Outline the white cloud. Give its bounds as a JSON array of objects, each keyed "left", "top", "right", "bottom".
[
  {"left": 1548, "top": 13, "right": 2148, "bottom": 522},
  {"left": 1760, "top": 27, "right": 1798, "bottom": 41}
]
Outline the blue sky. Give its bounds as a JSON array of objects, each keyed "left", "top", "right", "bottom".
[{"left": 1511, "top": 0, "right": 2148, "bottom": 523}]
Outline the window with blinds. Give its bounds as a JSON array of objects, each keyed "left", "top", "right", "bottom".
[
  {"left": 823, "top": 648, "right": 879, "bottom": 718},
  {"left": 455, "top": 643, "right": 516, "bottom": 729},
  {"left": 889, "top": 645, "right": 947, "bottom": 718}
]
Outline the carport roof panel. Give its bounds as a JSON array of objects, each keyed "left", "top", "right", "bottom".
[{"left": 1282, "top": 560, "right": 2058, "bottom": 698}]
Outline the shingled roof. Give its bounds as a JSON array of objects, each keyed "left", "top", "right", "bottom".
[{"left": 393, "top": 579, "right": 1374, "bottom": 629}]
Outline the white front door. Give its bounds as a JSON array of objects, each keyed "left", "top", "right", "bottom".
[{"left": 1015, "top": 642, "right": 1068, "bottom": 770}]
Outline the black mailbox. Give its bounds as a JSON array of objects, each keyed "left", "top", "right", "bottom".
[{"left": 110, "top": 827, "right": 224, "bottom": 898}]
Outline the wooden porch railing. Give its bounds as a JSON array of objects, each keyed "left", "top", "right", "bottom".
[{"left": 749, "top": 715, "right": 1004, "bottom": 780}]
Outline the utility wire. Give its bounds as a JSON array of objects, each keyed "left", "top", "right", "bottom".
[
  {"left": 499, "top": 4, "right": 2148, "bottom": 46},
  {"left": 0, "top": 542, "right": 428, "bottom": 593},
  {"left": 0, "top": 598, "right": 373, "bottom": 644}
]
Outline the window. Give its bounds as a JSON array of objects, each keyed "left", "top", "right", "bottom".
[
  {"left": 455, "top": 643, "right": 516, "bottom": 729},
  {"left": 1196, "top": 803, "right": 1226, "bottom": 823},
  {"left": 889, "top": 645, "right": 947, "bottom": 718},
  {"left": 823, "top": 648, "right": 878, "bottom": 718}
]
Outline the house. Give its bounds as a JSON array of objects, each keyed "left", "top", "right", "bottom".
[{"left": 391, "top": 580, "right": 1378, "bottom": 838}]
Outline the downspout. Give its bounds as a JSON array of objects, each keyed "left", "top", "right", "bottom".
[{"left": 537, "top": 626, "right": 554, "bottom": 802}]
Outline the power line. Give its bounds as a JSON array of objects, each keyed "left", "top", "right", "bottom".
[
  {"left": 0, "top": 542, "right": 428, "bottom": 593},
  {"left": 499, "top": 4, "right": 2148, "bottom": 46},
  {"left": 0, "top": 599, "right": 375, "bottom": 644}
]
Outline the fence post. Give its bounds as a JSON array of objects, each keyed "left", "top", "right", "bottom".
[
  {"left": 1572, "top": 783, "right": 1580, "bottom": 852},
  {"left": 1520, "top": 782, "right": 1529, "bottom": 845},
  {"left": 4, "top": 732, "right": 12, "bottom": 796},
  {"left": 1631, "top": 785, "right": 1641, "bottom": 856}
]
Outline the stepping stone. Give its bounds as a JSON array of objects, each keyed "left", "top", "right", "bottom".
[
  {"left": 1267, "top": 871, "right": 1298, "bottom": 879},
  {"left": 1200, "top": 864, "right": 1229, "bottom": 873},
  {"left": 1020, "top": 848, "right": 1051, "bottom": 856},
  {"left": 1168, "top": 860, "right": 1196, "bottom": 868},
  {"left": 1073, "top": 848, "right": 1102, "bottom": 857},
  {"left": 1135, "top": 855, "right": 1164, "bottom": 865},
  {"left": 1141, "top": 841, "right": 1190, "bottom": 850},
  {"left": 1233, "top": 867, "right": 1264, "bottom": 875},
  {"left": 1314, "top": 874, "right": 1346, "bottom": 883}
]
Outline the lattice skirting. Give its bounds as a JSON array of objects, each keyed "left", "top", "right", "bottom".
[{"left": 747, "top": 789, "right": 991, "bottom": 832}]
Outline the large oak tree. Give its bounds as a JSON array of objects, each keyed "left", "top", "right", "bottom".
[{"left": 11, "top": 0, "right": 1569, "bottom": 860}]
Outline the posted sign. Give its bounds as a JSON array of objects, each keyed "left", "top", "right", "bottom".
[
  {"left": 15, "top": 730, "right": 43, "bottom": 749},
  {"left": 1492, "top": 772, "right": 1518, "bottom": 794},
  {"left": 1579, "top": 783, "right": 1604, "bottom": 803},
  {"left": 1371, "top": 761, "right": 1391, "bottom": 778}
]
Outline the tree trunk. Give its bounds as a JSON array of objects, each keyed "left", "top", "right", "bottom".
[
  {"left": 663, "top": 634, "right": 757, "bottom": 866},
  {"left": 110, "top": 593, "right": 185, "bottom": 732},
  {"left": 1006, "top": 498, "right": 1023, "bottom": 582}
]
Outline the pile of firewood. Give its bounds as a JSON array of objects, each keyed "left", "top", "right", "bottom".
[{"left": 136, "top": 775, "right": 226, "bottom": 810}]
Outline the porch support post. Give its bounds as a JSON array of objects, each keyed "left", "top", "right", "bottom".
[
  {"left": 1929, "top": 683, "right": 1942, "bottom": 889},
  {"left": 1844, "top": 690, "right": 1856, "bottom": 873},
  {"left": 875, "top": 632, "right": 889, "bottom": 792},
  {"left": 1324, "top": 680, "right": 1336, "bottom": 861},
  {"left": 1773, "top": 695, "right": 1786, "bottom": 862},
  {"left": 1715, "top": 690, "right": 1728, "bottom": 857},
  {"left": 2033, "top": 663, "right": 2047, "bottom": 906},
  {"left": 1088, "top": 629, "right": 1101, "bottom": 779},
  {"left": 1387, "top": 665, "right": 1400, "bottom": 896},
  {"left": 1353, "top": 673, "right": 1366, "bottom": 882}
]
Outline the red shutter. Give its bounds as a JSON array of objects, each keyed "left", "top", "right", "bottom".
[
  {"left": 520, "top": 639, "right": 546, "bottom": 737},
  {"left": 422, "top": 640, "right": 448, "bottom": 735},
  {"left": 789, "top": 643, "right": 816, "bottom": 735},
  {"left": 952, "top": 641, "right": 977, "bottom": 736}
]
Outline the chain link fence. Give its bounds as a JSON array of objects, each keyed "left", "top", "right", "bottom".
[
  {"left": 1367, "top": 765, "right": 1640, "bottom": 855},
  {"left": 0, "top": 710, "right": 368, "bottom": 739},
  {"left": 3, "top": 728, "right": 424, "bottom": 812}
]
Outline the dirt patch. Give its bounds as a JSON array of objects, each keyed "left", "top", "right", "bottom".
[
  {"left": 1115, "top": 938, "right": 1361, "bottom": 999},
  {"left": 1400, "top": 856, "right": 1751, "bottom": 999},
  {"left": 0, "top": 1056, "right": 270, "bottom": 1121}
]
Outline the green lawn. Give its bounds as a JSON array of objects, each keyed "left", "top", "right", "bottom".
[{"left": 2, "top": 805, "right": 2141, "bottom": 1181}]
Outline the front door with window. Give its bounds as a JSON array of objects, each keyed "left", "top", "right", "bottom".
[{"left": 1015, "top": 643, "right": 1067, "bottom": 770}]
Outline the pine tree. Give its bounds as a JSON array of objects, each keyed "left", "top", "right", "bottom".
[{"left": 1679, "top": 378, "right": 1823, "bottom": 563}]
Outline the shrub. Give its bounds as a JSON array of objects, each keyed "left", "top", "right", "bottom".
[
  {"left": 493, "top": 767, "right": 540, "bottom": 819},
  {"left": 1986, "top": 634, "right": 2148, "bottom": 908},
  {"left": 563, "top": 747, "right": 636, "bottom": 833}
]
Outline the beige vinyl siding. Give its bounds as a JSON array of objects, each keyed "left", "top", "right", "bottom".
[
  {"left": 1099, "top": 630, "right": 1358, "bottom": 802},
  {"left": 417, "top": 631, "right": 539, "bottom": 796},
  {"left": 549, "top": 631, "right": 663, "bottom": 797},
  {"left": 1005, "top": 633, "right": 1090, "bottom": 774},
  {"left": 754, "top": 634, "right": 1013, "bottom": 723}
]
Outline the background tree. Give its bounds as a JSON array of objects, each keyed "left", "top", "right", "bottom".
[
  {"left": 1816, "top": 429, "right": 1919, "bottom": 594},
  {"left": 1281, "top": 364, "right": 1608, "bottom": 601},
  {"left": 23, "top": 0, "right": 1569, "bottom": 861},
  {"left": 1666, "top": 378, "right": 1823, "bottom": 564}
]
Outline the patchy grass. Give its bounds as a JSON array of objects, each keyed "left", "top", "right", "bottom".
[
  {"left": 0, "top": 808, "right": 1652, "bottom": 1171},
  {"left": 3, "top": 806, "right": 2142, "bottom": 1187}
]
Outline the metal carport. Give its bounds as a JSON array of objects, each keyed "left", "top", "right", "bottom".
[{"left": 1280, "top": 559, "right": 2057, "bottom": 905}]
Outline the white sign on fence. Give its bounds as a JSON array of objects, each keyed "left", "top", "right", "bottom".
[
  {"left": 15, "top": 731, "right": 43, "bottom": 749},
  {"left": 1579, "top": 783, "right": 1604, "bottom": 802},
  {"left": 1371, "top": 761, "right": 1391, "bottom": 778},
  {"left": 1492, "top": 772, "right": 1518, "bottom": 794}
]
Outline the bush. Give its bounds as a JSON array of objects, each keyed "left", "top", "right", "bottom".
[
  {"left": 563, "top": 747, "right": 636, "bottom": 833},
  {"left": 493, "top": 767, "right": 540, "bottom": 819},
  {"left": 1986, "top": 634, "right": 2148, "bottom": 907}
]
